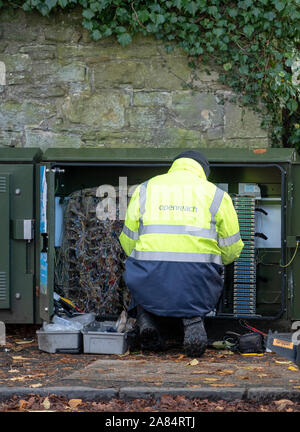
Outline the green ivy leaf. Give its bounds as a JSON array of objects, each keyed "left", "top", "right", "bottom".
[
  {"left": 239, "top": 65, "right": 249, "bottom": 74},
  {"left": 243, "top": 24, "right": 254, "bottom": 37},
  {"left": 173, "top": 0, "right": 182, "bottom": 9},
  {"left": 287, "top": 99, "right": 298, "bottom": 113},
  {"left": 252, "top": 7, "right": 261, "bottom": 17},
  {"left": 138, "top": 9, "right": 149, "bottom": 23},
  {"left": 274, "top": 0, "right": 285, "bottom": 11},
  {"left": 156, "top": 14, "right": 166, "bottom": 24},
  {"left": 263, "top": 11, "right": 276, "bottom": 21},
  {"left": 103, "top": 27, "right": 112, "bottom": 36},
  {"left": 185, "top": 1, "right": 198, "bottom": 15},
  {"left": 39, "top": 4, "right": 49, "bottom": 15},
  {"left": 45, "top": 0, "right": 57, "bottom": 10},
  {"left": 116, "top": 26, "right": 127, "bottom": 33},
  {"left": 289, "top": 8, "right": 300, "bottom": 20},
  {"left": 92, "top": 29, "right": 102, "bottom": 40},
  {"left": 223, "top": 62, "right": 232, "bottom": 71},
  {"left": 58, "top": 0, "right": 68, "bottom": 7},
  {"left": 207, "top": 5, "right": 218, "bottom": 17},
  {"left": 228, "top": 8, "right": 238, "bottom": 17},
  {"left": 213, "top": 27, "right": 225, "bottom": 37},
  {"left": 117, "top": 32, "right": 132, "bottom": 46},
  {"left": 82, "top": 8, "right": 95, "bottom": 19},
  {"left": 237, "top": 0, "right": 252, "bottom": 9},
  {"left": 82, "top": 19, "right": 93, "bottom": 30}
]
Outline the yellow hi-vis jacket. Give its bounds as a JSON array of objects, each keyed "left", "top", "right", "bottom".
[{"left": 119, "top": 157, "right": 244, "bottom": 318}]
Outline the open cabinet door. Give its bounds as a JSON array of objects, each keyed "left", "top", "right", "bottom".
[{"left": 39, "top": 165, "right": 55, "bottom": 322}]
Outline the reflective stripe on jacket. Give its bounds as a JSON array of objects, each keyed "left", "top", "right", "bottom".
[{"left": 119, "top": 157, "right": 244, "bottom": 317}]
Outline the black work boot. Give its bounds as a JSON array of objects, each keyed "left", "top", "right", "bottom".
[
  {"left": 182, "top": 316, "right": 207, "bottom": 357},
  {"left": 137, "top": 306, "right": 165, "bottom": 352}
]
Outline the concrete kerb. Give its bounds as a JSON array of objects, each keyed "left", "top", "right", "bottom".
[
  {"left": 1, "top": 386, "right": 300, "bottom": 403},
  {"left": 119, "top": 387, "right": 246, "bottom": 402},
  {"left": 0, "top": 387, "right": 118, "bottom": 402}
]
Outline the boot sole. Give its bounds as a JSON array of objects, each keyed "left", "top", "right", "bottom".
[
  {"left": 140, "top": 328, "right": 164, "bottom": 351},
  {"left": 184, "top": 342, "right": 207, "bottom": 357}
]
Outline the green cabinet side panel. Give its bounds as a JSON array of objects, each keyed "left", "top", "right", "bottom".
[
  {"left": 0, "top": 174, "right": 10, "bottom": 309},
  {"left": 0, "top": 164, "right": 35, "bottom": 323}
]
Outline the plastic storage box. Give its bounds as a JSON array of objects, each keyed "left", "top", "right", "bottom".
[
  {"left": 36, "top": 313, "right": 96, "bottom": 353},
  {"left": 36, "top": 329, "right": 82, "bottom": 354},
  {"left": 82, "top": 321, "right": 128, "bottom": 354}
]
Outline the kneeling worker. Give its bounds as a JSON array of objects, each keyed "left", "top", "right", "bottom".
[{"left": 119, "top": 150, "right": 244, "bottom": 357}]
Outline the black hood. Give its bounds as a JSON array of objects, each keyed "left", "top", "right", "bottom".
[{"left": 173, "top": 150, "right": 210, "bottom": 178}]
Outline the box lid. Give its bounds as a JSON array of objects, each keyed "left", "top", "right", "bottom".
[{"left": 0, "top": 147, "right": 43, "bottom": 163}]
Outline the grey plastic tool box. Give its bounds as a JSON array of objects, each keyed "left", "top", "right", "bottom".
[
  {"left": 36, "top": 329, "right": 82, "bottom": 354},
  {"left": 82, "top": 321, "right": 128, "bottom": 354}
]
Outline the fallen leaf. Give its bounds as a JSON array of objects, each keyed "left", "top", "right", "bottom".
[
  {"left": 288, "top": 366, "right": 299, "bottom": 371},
  {"left": 27, "top": 410, "right": 57, "bottom": 412},
  {"left": 215, "top": 405, "right": 225, "bottom": 410},
  {"left": 142, "top": 376, "right": 160, "bottom": 381},
  {"left": 8, "top": 369, "right": 20, "bottom": 373},
  {"left": 119, "top": 350, "right": 130, "bottom": 357},
  {"left": 210, "top": 383, "right": 235, "bottom": 387},
  {"left": 18, "top": 400, "right": 28, "bottom": 410},
  {"left": 68, "top": 399, "right": 82, "bottom": 409},
  {"left": 15, "top": 339, "right": 34, "bottom": 345},
  {"left": 186, "top": 359, "right": 199, "bottom": 366},
  {"left": 237, "top": 366, "right": 254, "bottom": 370},
  {"left": 10, "top": 376, "right": 27, "bottom": 382},
  {"left": 274, "top": 399, "right": 294, "bottom": 411},
  {"left": 30, "top": 383, "right": 43, "bottom": 388},
  {"left": 221, "top": 350, "right": 234, "bottom": 355},
  {"left": 12, "top": 356, "right": 30, "bottom": 361},
  {"left": 42, "top": 397, "right": 51, "bottom": 410},
  {"left": 203, "top": 378, "right": 220, "bottom": 382},
  {"left": 217, "top": 369, "right": 234, "bottom": 376},
  {"left": 275, "top": 360, "right": 292, "bottom": 365},
  {"left": 177, "top": 354, "right": 185, "bottom": 360}
]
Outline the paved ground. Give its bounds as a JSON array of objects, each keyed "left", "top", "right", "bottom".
[{"left": 1, "top": 325, "right": 300, "bottom": 403}]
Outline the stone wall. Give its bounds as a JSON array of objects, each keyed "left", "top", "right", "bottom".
[{"left": 0, "top": 7, "right": 270, "bottom": 150}]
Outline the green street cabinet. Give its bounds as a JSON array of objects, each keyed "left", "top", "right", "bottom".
[{"left": 1, "top": 147, "right": 300, "bottom": 326}]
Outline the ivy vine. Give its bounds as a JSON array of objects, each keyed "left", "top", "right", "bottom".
[{"left": 1, "top": 0, "right": 300, "bottom": 149}]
